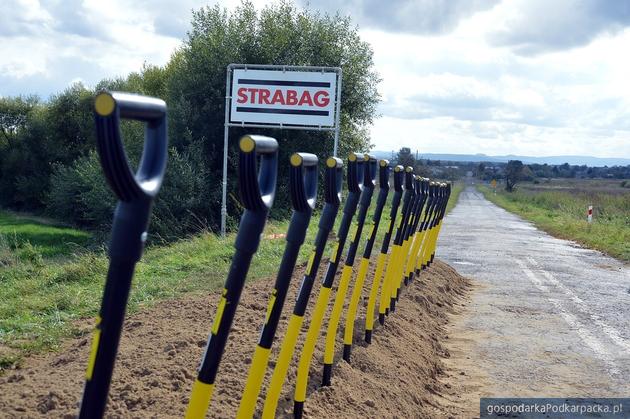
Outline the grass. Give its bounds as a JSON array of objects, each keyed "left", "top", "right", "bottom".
[
  {"left": 445, "top": 182, "right": 463, "bottom": 215},
  {"left": 0, "top": 211, "right": 91, "bottom": 261},
  {"left": 477, "top": 179, "right": 630, "bottom": 262},
  {"left": 0, "top": 182, "right": 462, "bottom": 371}
]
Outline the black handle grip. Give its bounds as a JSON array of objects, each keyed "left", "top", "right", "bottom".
[
  {"left": 378, "top": 160, "right": 390, "bottom": 189},
  {"left": 325, "top": 157, "right": 343, "bottom": 206},
  {"left": 404, "top": 166, "right": 414, "bottom": 190},
  {"left": 363, "top": 154, "right": 377, "bottom": 189},
  {"left": 238, "top": 135, "right": 279, "bottom": 211},
  {"left": 290, "top": 153, "right": 319, "bottom": 212},
  {"left": 94, "top": 91, "right": 168, "bottom": 202},
  {"left": 414, "top": 175, "right": 422, "bottom": 195},
  {"left": 347, "top": 152, "right": 365, "bottom": 193},
  {"left": 393, "top": 165, "right": 404, "bottom": 191}
]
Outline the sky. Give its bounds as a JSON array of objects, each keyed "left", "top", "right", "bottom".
[{"left": 1, "top": 0, "right": 629, "bottom": 158}]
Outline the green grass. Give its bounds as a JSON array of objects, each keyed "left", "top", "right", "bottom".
[
  {"left": 0, "top": 218, "right": 308, "bottom": 371},
  {"left": 0, "top": 211, "right": 90, "bottom": 260},
  {"left": 477, "top": 180, "right": 630, "bottom": 262},
  {"left": 0, "top": 183, "right": 462, "bottom": 371},
  {"left": 445, "top": 182, "right": 463, "bottom": 215}
]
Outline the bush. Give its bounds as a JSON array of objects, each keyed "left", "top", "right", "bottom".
[{"left": 47, "top": 142, "right": 213, "bottom": 241}]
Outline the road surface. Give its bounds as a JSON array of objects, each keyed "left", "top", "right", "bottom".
[{"left": 437, "top": 187, "right": 630, "bottom": 406}]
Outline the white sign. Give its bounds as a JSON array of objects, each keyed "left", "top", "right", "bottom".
[{"left": 230, "top": 69, "right": 337, "bottom": 127}]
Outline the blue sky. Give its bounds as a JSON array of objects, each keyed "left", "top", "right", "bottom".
[{"left": 1, "top": 0, "right": 629, "bottom": 158}]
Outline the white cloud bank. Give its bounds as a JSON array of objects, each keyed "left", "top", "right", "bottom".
[{"left": 0, "top": 0, "right": 628, "bottom": 158}]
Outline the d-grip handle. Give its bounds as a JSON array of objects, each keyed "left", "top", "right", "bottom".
[
  {"left": 290, "top": 153, "right": 319, "bottom": 212},
  {"left": 324, "top": 157, "right": 343, "bottom": 206},
  {"left": 378, "top": 160, "right": 391, "bottom": 190},
  {"left": 238, "top": 135, "right": 278, "bottom": 212},
  {"left": 94, "top": 91, "right": 167, "bottom": 202},
  {"left": 421, "top": 178, "right": 430, "bottom": 194},
  {"left": 347, "top": 152, "right": 366, "bottom": 193},
  {"left": 363, "top": 154, "right": 378, "bottom": 189},
  {"left": 393, "top": 165, "right": 404, "bottom": 191},
  {"left": 404, "top": 167, "right": 414, "bottom": 190}
]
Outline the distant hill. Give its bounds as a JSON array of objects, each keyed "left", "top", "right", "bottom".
[{"left": 370, "top": 151, "right": 630, "bottom": 167}]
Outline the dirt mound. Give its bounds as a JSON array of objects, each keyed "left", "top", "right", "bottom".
[{"left": 0, "top": 259, "right": 470, "bottom": 418}]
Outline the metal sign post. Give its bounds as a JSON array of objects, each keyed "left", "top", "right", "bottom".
[{"left": 220, "top": 64, "right": 342, "bottom": 237}]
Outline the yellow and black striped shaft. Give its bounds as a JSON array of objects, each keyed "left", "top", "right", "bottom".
[
  {"left": 371, "top": 165, "right": 404, "bottom": 331},
  {"left": 385, "top": 167, "right": 415, "bottom": 314},
  {"left": 427, "top": 183, "right": 451, "bottom": 267},
  {"left": 342, "top": 160, "right": 391, "bottom": 363},
  {"left": 261, "top": 157, "right": 343, "bottom": 419},
  {"left": 293, "top": 153, "right": 365, "bottom": 419},
  {"left": 236, "top": 153, "right": 318, "bottom": 419},
  {"left": 398, "top": 175, "right": 424, "bottom": 289},
  {"left": 404, "top": 178, "right": 430, "bottom": 284},
  {"left": 322, "top": 154, "right": 377, "bottom": 386},
  {"left": 185, "top": 136, "right": 278, "bottom": 419},
  {"left": 415, "top": 182, "right": 439, "bottom": 274}
]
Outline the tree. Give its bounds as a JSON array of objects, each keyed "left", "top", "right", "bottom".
[
  {"left": 396, "top": 147, "right": 415, "bottom": 169},
  {"left": 476, "top": 162, "right": 486, "bottom": 178},
  {"left": 167, "top": 0, "right": 381, "bottom": 226},
  {"left": 505, "top": 160, "right": 524, "bottom": 192}
]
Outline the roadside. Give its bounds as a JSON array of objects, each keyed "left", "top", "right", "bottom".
[
  {"left": 476, "top": 182, "right": 629, "bottom": 262},
  {"left": 437, "top": 187, "right": 630, "bottom": 416},
  {"left": 0, "top": 259, "right": 471, "bottom": 417}
]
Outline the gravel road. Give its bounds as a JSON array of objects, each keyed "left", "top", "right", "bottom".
[{"left": 437, "top": 186, "right": 630, "bottom": 403}]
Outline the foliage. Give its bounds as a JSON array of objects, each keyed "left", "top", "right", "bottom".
[
  {"left": 396, "top": 147, "right": 415, "bottom": 168},
  {"left": 478, "top": 181, "right": 629, "bottom": 261},
  {"left": 167, "top": 0, "right": 380, "bottom": 224},
  {"left": 505, "top": 160, "right": 524, "bottom": 192},
  {"left": 0, "top": 0, "right": 381, "bottom": 236}
]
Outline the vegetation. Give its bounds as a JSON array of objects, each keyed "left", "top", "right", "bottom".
[
  {"left": 0, "top": 211, "right": 90, "bottom": 261},
  {"left": 477, "top": 180, "right": 629, "bottom": 261},
  {"left": 0, "top": 177, "right": 460, "bottom": 371},
  {"left": 0, "top": 0, "right": 380, "bottom": 238},
  {"left": 0, "top": 218, "right": 310, "bottom": 370}
]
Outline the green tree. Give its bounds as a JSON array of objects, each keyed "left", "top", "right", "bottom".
[
  {"left": 167, "top": 0, "right": 380, "bottom": 226},
  {"left": 396, "top": 147, "right": 415, "bottom": 169},
  {"left": 505, "top": 160, "right": 524, "bottom": 192}
]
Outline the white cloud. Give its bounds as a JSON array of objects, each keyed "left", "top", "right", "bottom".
[{"left": 0, "top": 0, "right": 628, "bottom": 158}]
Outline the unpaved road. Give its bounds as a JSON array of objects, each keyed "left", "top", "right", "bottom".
[{"left": 437, "top": 187, "right": 630, "bottom": 413}]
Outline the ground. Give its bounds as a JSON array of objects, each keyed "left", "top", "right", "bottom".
[{"left": 438, "top": 187, "right": 630, "bottom": 416}]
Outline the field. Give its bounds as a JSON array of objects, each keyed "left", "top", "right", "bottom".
[
  {"left": 0, "top": 182, "right": 462, "bottom": 371},
  {"left": 477, "top": 179, "right": 629, "bottom": 261}
]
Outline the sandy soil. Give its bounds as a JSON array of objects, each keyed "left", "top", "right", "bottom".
[{"left": 0, "top": 259, "right": 470, "bottom": 418}]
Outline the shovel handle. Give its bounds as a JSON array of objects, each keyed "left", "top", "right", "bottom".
[
  {"left": 393, "top": 165, "right": 404, "bottom": 191},
  {"left": 324, "top": 157, "right": 343, "bottom": 206},
  {"left": 347, "top": 152, "right": 365, "bottom": 193},
  {"left": 404, "top": 166, "right": 414, "bottom": 190},
  {"left": 363, "top": 154, "right": 378, "bottom": 189},
  {"left": 378, "top": 160, "right": 391, "bottom": 189},
  {"left": 238, "top": 135, "right": 278, "bottom": 212},
  {"left": 289, "top": 153, "right": 319, "bottom": 212},
  {"left": 94, "top": 91, "right": 167, "bottom": 202}
]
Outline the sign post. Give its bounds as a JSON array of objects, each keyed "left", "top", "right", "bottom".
[{"left": 221, "top": 64, "right": 342, "bottom": 237}]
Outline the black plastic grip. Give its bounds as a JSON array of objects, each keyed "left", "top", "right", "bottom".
[
  {"left": 289, "top": 153, "right": 319, "bottom": 212},
  {"left": 393, "top": 165, "right": 404, "bottom": 191},
  {"left": 378, "top": 160, "right": 390, "bottom": 189},
  {"left": 363, "top": 154, "right": 377, "bottom": 189},
  {"left": 324, "top": 157, "right": 343, "bottom": 206},
  {"left": 404, "top": 166, "right": 414, "bottom": 190},
  {"left": 94, "top": 91, "right": 167, "bottom": 202},
  {"left": 238, "top": 135, "right": 279, "bottom": 211},
  {"left": 347, "top": 153, "right": 365, "bottom": 193}
]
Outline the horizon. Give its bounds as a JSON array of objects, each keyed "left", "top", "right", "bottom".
[{"left": 1, "top": 0, "right": 629, "bottom": 159}]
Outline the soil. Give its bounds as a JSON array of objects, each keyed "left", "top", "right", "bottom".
[{"left": 0, "top": 259, "right": 471, "bottom": 418}]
